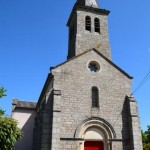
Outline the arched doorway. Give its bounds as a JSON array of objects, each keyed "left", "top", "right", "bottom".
[
  {"left": 83, "top": 127, "right": 106, "bottom": 150},
  {"left": 74, "top": 117, "right": 116, "bottom": 150}
]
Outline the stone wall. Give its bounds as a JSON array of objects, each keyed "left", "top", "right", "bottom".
[
  {"left": 33, "top": 89, "right": 54, "bottom": 150},
  {"left": 52, "top": 49, "right": 133, "bottom": 150},
  {"left": 128, "top": 96, "right": 143, "bottom": 150},
  {"left": 67, "top": 8, "right": 111, "bottom": 60},
  {"left": 76, "top": 10, "right": 111, "bottom": 59}
]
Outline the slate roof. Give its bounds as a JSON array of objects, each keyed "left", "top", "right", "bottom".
[{"left": 12, "top": 99, "right": 37, "bottom": 111}]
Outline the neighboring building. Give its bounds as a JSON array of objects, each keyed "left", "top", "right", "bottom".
[
  {"left": 12, "top": 0, "right": 143, "bottom": 150},
  {"left": 12, "top": 100, "right": 37, "bottom": 150}
]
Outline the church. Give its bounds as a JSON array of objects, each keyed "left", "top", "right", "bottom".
[{"left": 12, "top": 0, "right": 143, "bottom": 150}]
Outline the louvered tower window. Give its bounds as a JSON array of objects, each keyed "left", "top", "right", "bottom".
[
  {"left": 92, "top": 87, "right": 99, "bottom": 107},
  {"left": 85, "top": 16, "right": 91, "bottom": 32},
  {"left": 94, "top": 18, "right": 100, "bottom": 33}
]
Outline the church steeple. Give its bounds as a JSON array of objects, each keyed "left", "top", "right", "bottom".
[
  {"left": 67, "top": 0, "right": 111, "bottom": 60},
  {"left": 76, "top": 0, "right": 99, "bottom": 8}
]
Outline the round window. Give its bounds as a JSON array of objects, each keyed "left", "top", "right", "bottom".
[{"left": 88, "top": 61, "right": 100, "bottom": 72}]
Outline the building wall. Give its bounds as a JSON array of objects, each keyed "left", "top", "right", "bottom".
[
  {"left": 128, "top": 97, "right": 143, "bottom": 150},
  {"left": 12, "top": 109, "right": 37, "bottom": 150},
  {"left": 33, "top": 89, "right": 54, "bottom": 150},
  {"left": 51, "top": 50, "right": 133, "bottom": 150},
  {"left": 68, "top": 9, "right": 111, "bottom": 60},
  {"left": 76, "top": 11, "right": 111, "bottom": 59}
]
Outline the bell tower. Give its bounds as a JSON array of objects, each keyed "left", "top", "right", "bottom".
[{"left": 67, "top": 0, "right": 111, "bottom": 60}]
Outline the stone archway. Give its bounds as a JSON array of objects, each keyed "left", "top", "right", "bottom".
[{"left": 74, "top": 117, "right": 116, "bottom": 150}]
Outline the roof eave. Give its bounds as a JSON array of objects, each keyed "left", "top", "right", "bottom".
[
  {"left": 92, "top": 48, "right": 133, "bottom": 79},
  {"left": 67, "top": 4, "right": 110, "bottom": 26},
  {"left": 12, "top": 107, "right": 37, "bottom": 111},
  {"left": 36, "top": 73, "right": 54, "bottom": 109},
  {"left": 12, "top": 99, "right": 37, "bottom": 111},
  {"left": 51, "top": 48, "right": 133, "bottom": 80}
]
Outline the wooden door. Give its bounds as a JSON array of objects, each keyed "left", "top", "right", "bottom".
[{"left": 84, "top": 141, "right": 104, "bottom": 150}]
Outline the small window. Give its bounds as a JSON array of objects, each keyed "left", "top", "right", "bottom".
[
  {"left": 92, "top": 87, "right": 99, "bottom": 107},
  {"left": 94, "top": 18, "right": 100, "bottom": 33},
  {"left": 85, "top": 16, "right": 91, "bottom": 32},
  {"left": 88, "top": 61, "right": 100, "bottom": 72}
]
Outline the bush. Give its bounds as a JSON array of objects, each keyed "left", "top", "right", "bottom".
[
  {"left": 144, "top": 143, "right": 150, "bottom": 150},
  {"left": 0, "top": 117, "right": 22, "bottom": 150}
]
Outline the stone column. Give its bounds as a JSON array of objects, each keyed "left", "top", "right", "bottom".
[
  {"left": 51, "top": 90, "right": 61, "bottom": 150},
  {"left": 128, "top": 96, "right": 143, "bottom": 150}
]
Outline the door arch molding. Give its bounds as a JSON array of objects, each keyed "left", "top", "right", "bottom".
[
  {"left": 74, "top": 117, "right": 116, "bottom": 140},
  {"left": 74, "top": 117, "right": 116, "bottom": 150}
]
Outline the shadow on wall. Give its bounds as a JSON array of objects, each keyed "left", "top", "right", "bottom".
[
  {"left": 14, "top": 110, "right": 37, "bottom": 150},
  {"left": 122, "top": 96, "right": 131, "bottom": 150}
]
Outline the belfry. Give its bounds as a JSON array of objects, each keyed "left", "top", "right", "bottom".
[
  {"left": 12, "top": 0, "right": 143, "bottom": 150},
  {"left": 67, "top": 0, "right": 111, "bottom": 60}
]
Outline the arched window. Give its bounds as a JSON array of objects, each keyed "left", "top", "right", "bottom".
[
  {"left": 94, "top": 18, "right": 100, "bottom": 33},
  {"left": 92, "top": 87, "right": 99, "bottom": 107},
  {"left": 85, "top": 16, "right": 91, "bottom": 32}
]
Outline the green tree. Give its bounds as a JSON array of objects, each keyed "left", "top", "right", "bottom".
[
  {"left": 0, "top": 117, "right": 22, "bottom": 150},
  {"left": 0, "top": 109, "right": 5, "bottom": 116},
  {"left": 144, "top": 143, "right": 150, "bottom": 150},
  {"left": 142, "top": 126, "right": 150, "bottom": 150},
  {"left": 0, "top": 87, "right": 6, "bottom": 116},
  {"left": 0, "top": 87, "right": 7, "bottom": 98},
  {"left": 0, "top": 87, "right": 22, "bottom": 150},
  {"left": 142, "top": 130, "right": 147, "bottom": 145},
  {"left": 145, "top": 126, "right": 150, "bottom": 143}
]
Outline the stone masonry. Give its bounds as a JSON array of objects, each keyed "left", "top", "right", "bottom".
[
  {"left": 67, "top": 3, "right": 111, "bottom": 60},
  {"left": 20, "top": 0, "right": 143, "bottom": 150}
]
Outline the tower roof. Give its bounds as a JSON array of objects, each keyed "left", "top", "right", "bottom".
[{"left": 76, "top": 0, "right": 99, "bottom": 8}]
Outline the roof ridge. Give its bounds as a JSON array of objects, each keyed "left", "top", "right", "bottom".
[
  {"left": 13, "top": 99, "right": 37, "bottom": 104},
  {"left": 50, "top": 48, "right": 133, "bottom": 79}
]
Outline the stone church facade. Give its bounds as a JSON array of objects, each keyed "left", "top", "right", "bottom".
[{"left": 12, "top": 0, "right": 143, "bottom": 150}]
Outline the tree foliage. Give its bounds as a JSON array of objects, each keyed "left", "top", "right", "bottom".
[
  {"left": 144, "top": 143, "right": 150, "bottom": 150},
  {"left": 145, "top": 126, "right": 150, "bottom": 143},
  {"left": 0, "top": 87, "right": 6, "bottom": 116},
  {"left": 0, "top": 109, "right": 5, "bottom": 116},
  {"left": 0, "top": 87, "right": 7, "bottom": 98},
  {"left": 0, "top": 87, "right": 22, "bottom": 149},
  {"left": 0, "top": 117, "right": 22, "bottom": 150},
  {"left": 143, "top": 126, "right": 150, "bottom": 150}
]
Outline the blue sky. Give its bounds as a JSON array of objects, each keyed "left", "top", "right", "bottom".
[{"left": 0, "top": 0, "right": 150, "bottom": 131}]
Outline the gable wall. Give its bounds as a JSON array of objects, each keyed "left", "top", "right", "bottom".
[{"left": 52, "top": 50, "right": 132, "bottom": 149}]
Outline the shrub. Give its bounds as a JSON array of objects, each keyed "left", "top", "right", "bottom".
[
  {"left": 0, "top": 117, "right": 22, "bottom": 150},
  {"left": 144, "top": 143, "right": 150, "bottom": 150}
]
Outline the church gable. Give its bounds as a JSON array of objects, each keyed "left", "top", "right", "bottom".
[
  {"left": 51, "top": 48, "right": 132, "bottom": 142},
  {"left": 53, "top": 49, "right": 132, "bottom": 91},
  {"left": 52, "top": 49, "right": 132, "bottom": 110},
  {"left": 52, "top": 48, "right": 132, "bottom": 81}
]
